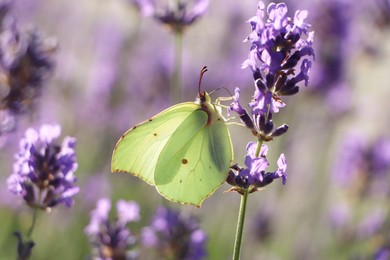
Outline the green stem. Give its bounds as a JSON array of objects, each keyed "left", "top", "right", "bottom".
[
  {"left": 233, "top": 138, "right": 264, "bottom": 259},
  {"left": 27, "top": 192, "right": 41, "bottom": 240},
  {"left": 233, "top": 189, "right": 249, "bottom": 260},
  {"left": 26, "top": 208, "right": 38, "bottom": 240},
  {"left": 255, "top": 138, "right": 264, "bottom": 157},
  {"left": 171, "top": 31, "right": 183, "bottom": 103}
]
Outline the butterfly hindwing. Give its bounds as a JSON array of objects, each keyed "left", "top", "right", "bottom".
[{"left": 155, "top": 108, "right": 233, "bottom": 206}]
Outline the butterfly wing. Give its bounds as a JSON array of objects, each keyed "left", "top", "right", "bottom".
[
  {"left": 111, "top": 102, "right": 200, "bottom": 185},
  {"left": 155, "top": 108, "right": 233, "bottom": 206}
]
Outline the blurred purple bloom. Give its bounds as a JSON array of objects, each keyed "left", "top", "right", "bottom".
[
  {"left": 357, "top": 209, "right": 385, "bottom": 238},
  {"left": 7, "top": 124, "right": 79, "bottom": 210},
  {"left": 85, "top": 198, "right": 140, "bottom": 260},
  {"left": 13, "top": 231, "right": 35, "bottom": 260},
  {"left": 371, "top": 138, "right": 390, "bottom": 173},
  {"left": 141, "top": 206, "right": 207, "bottom": 260},
  {"left": 0, "top": 1, "right": 56, "bottom": 135},
  {"left": 375, "top": 246, "right": 390, "bottom": 260},
  {"left": 329, "top": 203, "right": 351, "bottom": 230},
  {"left": 130, "top": 0, "right": 209, "bottom": 33},
  {"left": 307, "top": 0, "right": 351, "bottom": 114},
  {"left": 332, "top": 134, "right": 366, "bottom": 187},
  {"left": 227, "top": 142, "right": 287, "bottom": 193},
  {"left": 130, "top": 0, "right": 154, "bottom": 17},
  {"left": 332, "top": 134, "right": 390, "bottom": 194},
  {"left": 252, "top": 208, "right": 274, "bottom": 242}
]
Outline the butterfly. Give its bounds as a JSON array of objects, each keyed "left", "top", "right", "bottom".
[{"left": 111, "top": 67, "right": 233, "bottom": 206}]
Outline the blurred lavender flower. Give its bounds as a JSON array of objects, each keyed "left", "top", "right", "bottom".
[
  {"left": 306, "top": 0, "right": 352, "bottom": 114},
  {"left": 7, "top": 124, "right": 79, "bottom": 210},
  {"left": 130, "top": 0, "right": 209, "bottom": 33},
  {"left": 85, "top": 198, "right": 140, "bottom": 260},
  {"left": 375, "top": 245, "right": 390, "bottom": 260},
  {"left": 252, "top": 208, "right": 274, "bottom": 242},
  {"left": 332, "top": 134, "right": 390, "bottom": 196},
  {"left": 329, "top": 134, "right": 390, "bottom": 257},
  {"left": 374, "top": 0, "right": 390, "bottom": 28},
  {"left": 0, "top": 1, "right": 56, "bottom": 135},
  {"left": 141, "top": 206, "right": 207, "bottom": 260},
  {"left": 356, "top": 209, "right": 386, "bottom": 239},
  {"left": 13, "top": 231, "right": 35, "bottom": 260},
  {"left": 329, "top": 202, "right": 351, "bottom": 231}
]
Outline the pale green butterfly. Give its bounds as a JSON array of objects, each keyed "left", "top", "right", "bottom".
[{"left": 111, "top": 67, "right": 233, "bottom": 207}]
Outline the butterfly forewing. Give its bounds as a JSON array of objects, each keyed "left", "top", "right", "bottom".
[{"left": 111, "top": 103, "right": 199, "bottom": 185}]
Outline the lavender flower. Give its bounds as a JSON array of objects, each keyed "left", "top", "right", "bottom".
[
  {"left": 374, "top": 245, "right": 390, "bottom": 260},
  {"left": 13, "top": 231, "right": 35, "bottom": 260},
  {"left": 229, "top": 86, "right": 289, "bottom": 141},
  {"left": 227, "top": 142, "right": 287, "bottom": 194},
  {"left": 0, "top": 1, "right": 56, "bottom": 135},
  {"left": 332, "top": 134, "right": 390, "bottom": 196},
  {"left": 141, "top": 206, "right": 207, "bottom": 260},
  {"left": 130, "top": 0, "right": 209, "bottom": 33},
  {"left": 252, "top": 209, "right": 274, "bottom": 242},
  {"left": 7, "top": 124, "right": 79, "bottom": 210},
  {"left": 242, "top": 1, "right": 314, "bottom": 98},
  {"left": 85, "top": 198, "right": 140, "bottom": 260},
  {"left": 227, "top": 1, "right": 312, "bottom": 194},
  {"left": 329, "top": 135, "right": 390, "bottom": 255},
  {"left": 229, "top": 1, "right": 313, "bottom": 141},
  {"left": 307, "top": 0, "right": 352, "bottom": 115}
]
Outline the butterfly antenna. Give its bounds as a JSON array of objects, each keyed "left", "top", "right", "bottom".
[{"left": 198, "top": 66, "right": 208, "bottom": 96}]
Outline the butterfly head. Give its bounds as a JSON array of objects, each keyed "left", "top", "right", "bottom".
[{"left": 197, "top": 90, "right": 211, "bottom": 104}]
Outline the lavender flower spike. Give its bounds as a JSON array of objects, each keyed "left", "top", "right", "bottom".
[
  {"left": 85, "top": 198, "right": 140, "bottom": 260},
  {"left": 142, "top": 206, "right": 207, "bottom": 260},
  {"left": 131, "top": 0, "right": 209, "bottom": 33},
  {"left": 242, "top": 1, "right": 314, "bottom": 101},
  {"left": 230, "top": 0, "right": 313, "bottom": 142},
  {"left": 0, "top": 2, "right": 56, "bottom": 135},
  {"left": 7, "top": 124, "right": 79, "bottom": 210}
]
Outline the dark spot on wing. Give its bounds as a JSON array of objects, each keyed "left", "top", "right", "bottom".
[
  {"left": 180, "top": 179, "right": 182, "bottom": 183},
  {"left": 182, "top": 159, "right": 188, "bottom": 164},
  {"left": 149, "top": 119, "right": 153, "bottom": 122},
  {"left": 218, "top": 118, "right": 221, "bottom": 121},
  {"left": 153, "top": 133, "right": 157, "bottom": 136}
]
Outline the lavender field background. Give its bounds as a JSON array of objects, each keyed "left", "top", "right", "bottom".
[{"left": 2, "top": 0, "right": 390, "bottom": 259}]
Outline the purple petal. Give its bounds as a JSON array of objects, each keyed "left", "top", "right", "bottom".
[{"left": 116, "top": 200, "right": 140, "bottom": 224}]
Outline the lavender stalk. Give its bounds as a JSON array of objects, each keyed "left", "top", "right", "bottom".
[{"left": 228, "top": 1, "right": 315, "bottom": 257}]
